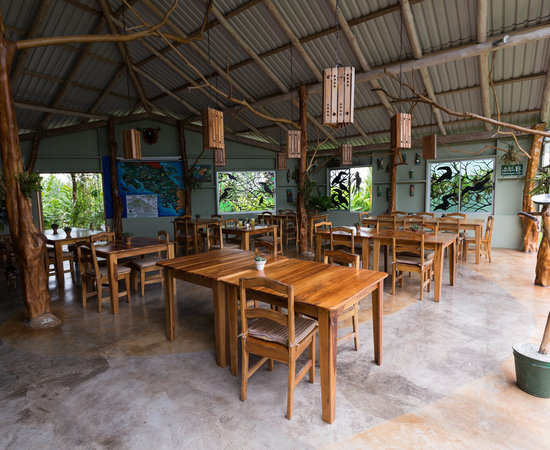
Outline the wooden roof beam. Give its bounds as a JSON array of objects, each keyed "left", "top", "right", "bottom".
[
  {"left": 477, "top": 0, "right": 492, "bottom": 131},
  {"left": 400, "top": 0, "right": 446, "bottom": 135},
  {"left": 15, "top": 101, "right": 108, "bottom": 120},
  {"left": 98, "top": 0, "right": 151, "bottom": 114},
  {"left": 540, "top": 53, "right": 550, "bottom": 124}
]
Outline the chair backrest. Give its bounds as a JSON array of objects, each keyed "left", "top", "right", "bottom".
[
  {"left": 205, "top": 221, "right": 223, "bottom": 250},
  {"left": 485, "top": 216, "right": 494, "bottom": 242},
  {"left": 254, "top": 239, "right": 276, "bottom": 257},
  {"left": 446, "top": 212, "right": 467, "bottom": 219},
  {"left": 224, "top": 218, "right": 238, "bottom": 227},
  {"left": 156, "top": 230, "right": 169, "bottom": 257},
  {"left": 358, "top": 212, "right": 369, "bottom": 223},
  {"left": 91, "top": 231, "right": 115, "bottom": 245},
  {"left": 264, "top": 215, "right": 284, "bottom": 237},
  {"left": 239, "top": 277, "right": 296, "bottom": 346},
  {"left": 278, "top": 209, "right": 294, "bottom": 215},
  {"left": 330, "top": 226, "right": 354, "bottom": 250},
  {"left": 378, "top": 214, "right": 397, "bottom": 230},
  {"left": 323, "top": 249, "right": 359, "bottom": 268},
  {"left": 258, "top": 211, "right": 273, "bottom": 224},
  {"left": 391, "top": 210, "right": 407, "bottom": 216},
  {"left": 76, "top": 240, "right": 101, "bottom": 279},
  {"left": 416, "top": 212, "right": 434, "bottom": 218},
  {"left": 437, "top": 217, "right": 460, "bottom": 233},
  {"left": 211, "top": 214, "right": 222, "bottom": 221},
  {"left": 402, "top": 216, "right": 424, "bottom": 230},
  {"left": 314, "top": 221, "right": 333, "bottom": 248},
  {"left": 392, "top": 231, "right": 426, "bottom": 265}
]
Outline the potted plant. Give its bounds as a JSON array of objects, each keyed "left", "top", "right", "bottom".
[
  {"left": 354, "top": 222, "right": 362, "bottom": 233},
  {"left": 122, "top": 231, "right": 134, "bottom": 245},
  {"left": 63, "top": 226, "right": 72, "bottom": 237},
  {"left": 409, "top": 224, "right": 421, "bottom": 232},
  {"left": 51, "top": 223, "right": 59, "bottom": 234},
  {"left": 254, "top": 253, "right": 266, "bottom": 271}
]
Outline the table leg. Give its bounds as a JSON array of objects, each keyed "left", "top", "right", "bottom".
[
  {"left": 193, "top": 226, "right": 200, "bottom": 254},
  {"left": 167, "top": 244, "right": 176, "bottom": 296},
  {"left": 449, "top": 240, "right": 456, "bottom": 286},
  {"left": 361, "top": 239, "right": 370, "bottom": 270},
  {"left": 308, "top": 219, "right": 313, "bottom": 250},
  {"left": 164, "top": 269, "right": 175, "bottom": 341},
  {"left": 475, "top": 225, "right": 481, "bottom": 264},
  {"left": 433, "top": 244, "right": 443, "bottom": 302},
  {"left": 228, "top": 285, "right": 238, "bottom": 376},
  {"left": 372, "top": 280, "right": 383, "bottom": 365},
  {"left": 242, "top": 232, "right": 250, "bottom": 251},
  {"left": 373, "top": 240, "right": 380, "bottom": 271},
  {"left": 318, "top": 309, "right": 338, "bottom": 424},
  {"left": 54, "top": 242, "right": 65, "bottom": 290},
  {"left": 315, "top": 234, "right": 321, "bottom": 262},
  {"left": 213, "top": 281, "right": 227, "bottom": 367},
  {"left": 383, "top": 245, "right": 389, "bottom": 273},
  {"left": 108, "top": 255, "right": 119, "bottom": 314}
]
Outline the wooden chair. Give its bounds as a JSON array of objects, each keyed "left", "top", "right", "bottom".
[
  {"left": 90, "top": 231, "right": 115, "bottom": 245},
  {"left": 358, "top": 212, "right": 369, "bottom": 224},
  {"left": 465, "top": 216, "right": 494, "bottom": 262},
  {"left": 378, "top": 214, "right": 397, "bottom": 230},
  {"left": 283, "top": 214, "right": 298, "bottom": 249},
  {"left": 323, "top": 249, "right": 360, "bottom": 351},
  {"left": 445, "top": 212, "right": 467, "bottom": 219},
  {"left": 314, "top": 221, "right": 333, "bottom": 259},
  {"left": 437, "top": 217, "right": 464, "bottom": 262},
  {"left": 392, "top": 231, "right": 434, "bottom": 300},
  {"left": 45, "top": 245, "right": 75, "bottom": 281},
  {"left": 127, "top": 230, "right": 168, "bottom": 296},
  {"left": 223, "top": 218, "right": 242, "bottom": 247},
  {"left": 202, "top": 221, "right": 224, "bottom": 251},
  {"left": 239, "top": 277, "right": 317, "bottom": 419},
  {"left": 402, "top": 215, "right": 424, "bottom": 231},
  {"left": 258, "top": 211, "right": 273, "bottom": 225},
  {"left": 254, "top": 239, "right": 276, "bottom": 257},
  {"left": 390, "top": 210, "right": 407, "bottom": 215},
  {"left": 76, "top": 239, "right": 131, "bottom": 312},
  {"left": 278, "top": 209, "right": 294, "bottom": 215},
  {"left": 174, "top": 215, "right": 193, "bottom": 255},
  {"left": 330, "top": 226, "right": 354, "bottom": 253},
  {"left": 255, "top": 215, "right": 284, "bottom": 255}
]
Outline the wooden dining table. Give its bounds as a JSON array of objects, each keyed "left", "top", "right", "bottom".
[
  {"left": 94, "top": 237, "right": 175, "bottom": 314},
  {"left": 221, "top": 224, "right": 277, "bottom": 251},
  {"left": 157, "top": 247, "right": 387, "bottom": 424},
  {"left": 45, "top": 228, "right": 104, "bottom": 290},
  {"left": 315, "top": 226, "right": 376, "bottom": 268},
  {"left": 363, "top": 215, "right": 486, "bottom": 264},
  {"left": 371, "top": 230, "right": 457, "bottom": 302}
]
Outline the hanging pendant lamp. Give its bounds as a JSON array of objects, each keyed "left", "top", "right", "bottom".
[
  {"left": 323, "top": 67, "right": 355, "bottom": 128},
  {"left": 422, "top": 134, "right": 437, "bottom": 160},
  {"left": 390, "top": 113, "right": 411, "bottom": 149},
  {"left": 123, "top": 129, "right": 141, "bottom": 160},
  {"left": 340, "top": 143, "right": 353, "bottom": 166},
  {"left": 277, "top": 151, "right": 287, "bottom": 170},
  {"left": 286, "top": 130, "right": 301, "bottom": 158}
]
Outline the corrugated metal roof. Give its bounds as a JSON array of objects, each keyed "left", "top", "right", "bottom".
[{"left": 3, "top": 0, "right": 550, "bottom": 149}]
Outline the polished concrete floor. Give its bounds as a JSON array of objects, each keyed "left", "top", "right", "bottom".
[{"left": 1, "top": 248, "right": 549, "bottom": 449}]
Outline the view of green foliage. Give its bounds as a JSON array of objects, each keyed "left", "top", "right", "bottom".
[
  {"left": 41, "top": 173, "right": 105, "bottom": 229},
  {"left": 217, "top": 171, "right": 275, "bottom": 213},
  {"left": 329, "top": 167, "right": 372, "bottom": 212}
]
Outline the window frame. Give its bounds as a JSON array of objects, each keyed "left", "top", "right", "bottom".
[
  {"left": 216, "top": 169, "right": 276, "bottom": 214},
  {"left": 426, "top": 156, "right": 496, "bottom": 214},
  {"left": 327, "top": 165, "right": 373, "bottom": 212}
]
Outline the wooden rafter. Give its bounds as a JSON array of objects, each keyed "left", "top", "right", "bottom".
[
  {"left": 477, "top": 0, "right": 492, "bottom": 131},
  {"left": 15, "top": 101, "right": 107, "bottom": 120},
  {"left": 10, "top": 0, "right": 53, "bottom": 85},
  {"left": 98, "top": 0, "right": 151, "bottom": 114},
  {"left": 400, "top": 0, "right": 446, "bottom": 135},
  {"left": 540, "top": 52, "right": 550, "bottom": 124}
]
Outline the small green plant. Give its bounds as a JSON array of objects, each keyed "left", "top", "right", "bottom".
[
  {"left": 529, "top": 166, "right": 550, "bottom": 196},
  {"left": 16, "top": 172, "right": 42, "bottom": 199},
  {"left": 254, "top": 253, "right": 265, "bottom": 261},
  {"left": 122, "top": 232, "right": 134, "bottom": 238},
  {"left": 51, "top": 223, "right": 59, "bottom": 229},
  {"left": 354, "top": 222, "right": 361, "bottom": 229},
  {"left": 410, "top": 224, "right": 421, "bottom": 232},
  {"left": 63, "top": 226, "right": 72, "bottom": 233},
  {"left": 499, "top": 144, "right": 521, "bottom": 165}
]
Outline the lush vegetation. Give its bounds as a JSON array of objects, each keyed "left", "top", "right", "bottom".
[
  {"left": 217, "top": 171, "right": 275, "bottom": 213},
  {"left": 329, "top": 167, "right": 372, "bottom": 212},
  {"left": 41, "top": 173, "right": 105, "bottom": 229}
]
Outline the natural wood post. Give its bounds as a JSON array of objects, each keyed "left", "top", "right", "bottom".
[
  {"left": 26, "top": 132, "right": 40, "bottom": 172},
  {"left": 107, "top": 117, "right": 123, "bottom": 239},
  {"left": 390, "top": 147, "right": 399, "bottom": 212},
  {"left": 522, "top": 123, "right": 545, "bottom": 253},
  {"left": 297, "top": 85, "right": 308, "bottom": 255},
  {"left": 177, "top": 120, "right": 192, "bottom": 216},
  {"left": 535, "top": 205, "right": 550, "bottom": 286},
  {"left": 0, "top": 24, "right": 59, "bottom": 328}
]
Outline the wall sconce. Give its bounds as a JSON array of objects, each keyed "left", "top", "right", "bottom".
[
  {"left": 385, "top": 187, "right": 390, "bottom": 202},
  {"left": 410, "top": 184, "right": 415, "bottom": 197},
  {"left": 377, "top": 158, "right": 384, "bottom": 170},
  {"left": 415, "top": 152, "right": 421, "bottom": 165},
  {"left": 376, "top": 186, "right": 382, "bottom": 197},
  {"left": 409, "top": 169, "right": 415, "bottom": 179},
  {"left": 402, "top": 153, "right": 407, "bottom": 163}
]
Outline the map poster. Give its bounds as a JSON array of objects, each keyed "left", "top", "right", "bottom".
[
  {"left": 102, "top": 158, "right": 185, "bottom": 218},
  {"left": 126, "top": 195, "right": 158, "bottom": 218}
]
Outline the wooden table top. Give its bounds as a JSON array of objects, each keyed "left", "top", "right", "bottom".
[
  {"left": 221, "top": 224, "right": 275, "bottom": 233},
  {"left": 45, "top": 228, "right": 103, "bottom": 243},
  {"left": 316, "top": 226, "right": 378, "bottom": 239},
  {"left": 94, "top": 237, "right": 172, "bottom": 255},
  {"left": 364, "top": 215, "right": 486, "bottom": 227},
  {"left": 370, "top": 230, "right": 458, "bottom": 244}
]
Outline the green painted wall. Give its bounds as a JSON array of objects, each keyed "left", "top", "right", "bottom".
[{"left": 15, "top": 120, "right": 537, "bottom": 249}]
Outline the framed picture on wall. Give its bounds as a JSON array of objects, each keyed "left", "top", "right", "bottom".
[{"left": 193, "top": 164, "right": 212, "bottom": 182}]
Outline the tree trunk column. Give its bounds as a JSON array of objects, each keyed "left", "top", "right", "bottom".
[
  {"left": 108, "top": 117, "right": 123, "bottom": 238},
  {"left": 0, "top": 33, "right": 59, "bottom": 328},
  {"left": 522, "top": 123, "right": 545, "bottom": 253},
  {"left": 297, "top": 86, "right": 308, "bottom": 255},
  {"left": 535, "top": 205, "right": 550, "bottom": 286},
  {"left": 177, "top": 120, "right": 192, "bottom": 216},
  {"left": 390, "top": 148, "right": 398, "bottom": 213}
]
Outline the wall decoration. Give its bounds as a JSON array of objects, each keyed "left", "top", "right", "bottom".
[
  {"left": 385, "top": 187, "right": 391, "bottom": 202},
  {"left": 376, "top": 186, "right": 382, "bottom": 197},
  {"left": 138, "top": 127, "right": 160, "bottom": 145},
  {"left": 415, "top": 152, "right": 421, "bottom": 165},
  {"left": 217, "top": 170, "right": 275, "bottom": 213},
  {"left": 410, "top": 185, "right": 415, "bottom": 197},
  {"left": 286, "top": 189, "right": 294, "bottom": 203},
  {"left": 409, "top": 169, "right": 414, "bottom": 179},
  {"left": 192, "top": 164, "right": 212, "bottom": 182},
  {"left": 377, "top": 158, "right": 384, "bottom": 170},
  {"left": 501, "top": 163, "right": 524, "bottom": 177},
  {"left": 402, "top": 153, "right": 407, "bottom": 163}
]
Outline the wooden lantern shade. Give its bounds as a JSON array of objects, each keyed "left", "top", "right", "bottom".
[
  {"left": 323, "top": 67, "right": 355, "bottom": 128},
  {"left": 422, "top": 134, "right": 437, "bottom": 160},
  {"left": 122, "top": 129, "right": 142, "bottom": 159},
  {"left": 277, "top": 152, "right": 287, "bottom": 170},
  {"left": 287, "top": 130, "right": 301, "bottom": 158},
  {"left": 214, "top": 146, "right": 226, "bottom": 167},
  {"left": 340, "top": 144, "right": 353, "bottom": 166},
  {"left": 390, "top": 113, "right": 411, "bottom": 149},
  {"left": 202, "top": 107, "right": 224, "bottom": 150}
]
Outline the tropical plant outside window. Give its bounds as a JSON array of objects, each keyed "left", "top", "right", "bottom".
[
  {"left": 329, "top": 167, "right": 372, "bottom": 211},
  {"left": 429, "top": 158, "right": 495, "bottom": 213},
  {"left": 41, "top": 173, "right": 105, "bottom": 229},
  {"left": 217, "top": 171, "right": 275, "bottom": 213}
]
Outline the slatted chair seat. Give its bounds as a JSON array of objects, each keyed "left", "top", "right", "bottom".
[
  {"left": 126, "top": 255, "right": 160, "bottom": 268},
  {"left": 394, "top": 252, "right": 434, "bottom": 265},
  {"left": 248, "top": 316, "right": 317, "bottom": 346},
  {"left": 85, "top": 264, "right": 131, "bottom": 278},
  {"left": 127, "top": 230, "right": 168, "bottom": 296}
]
